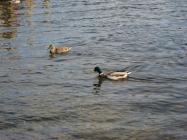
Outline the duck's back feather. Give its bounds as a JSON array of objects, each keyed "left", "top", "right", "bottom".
[
  {"left": 56, "top": 47, "right": 71, "bottom": 53},
  {"left": 106, "top": 71, "right": 131, "bottom": 80}
]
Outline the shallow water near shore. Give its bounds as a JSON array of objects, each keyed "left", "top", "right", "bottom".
[{"left": 0, "top": 0, "right": 187, "bottom": 139}]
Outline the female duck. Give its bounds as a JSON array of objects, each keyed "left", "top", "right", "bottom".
[
  {"left": 48, "top": 44, "right": 71, "bottom": 55},
  {"left": 94, "top": 66, "right": 131, "bottom": 80},
  {"left": 11, "top": 0, "right": 20, "bottom": 4}
]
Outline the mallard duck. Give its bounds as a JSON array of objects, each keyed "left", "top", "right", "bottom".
[
  {"left": 48, "top": 44, "right": 71, "bottom": 55},
  {"left": 94, "top": 66, "right": 131, "bottom": 80},
  {"left": 0, "top": 47, "right": 15, "bottom": 51},
  {"left": 11, "top": 0, "right": 20, "bottom": 4}
]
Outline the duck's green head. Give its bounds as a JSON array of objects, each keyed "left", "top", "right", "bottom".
[{"left": 94, "top": 67, "right": 102, "bottom": 74}]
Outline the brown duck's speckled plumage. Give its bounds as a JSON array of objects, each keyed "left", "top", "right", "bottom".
[{"left": 48, "top": 44, "right": 71, "bottom": 55}]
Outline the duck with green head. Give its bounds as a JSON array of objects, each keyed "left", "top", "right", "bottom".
[{"left": 94, "top": 66, "right": 131, "bottom": 80}]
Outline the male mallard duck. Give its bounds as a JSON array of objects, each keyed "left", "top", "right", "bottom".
[
  {"left": 94, "top": 66, "right": 131, "bottom": 80},
  {"left": 48, "top": 44, "right": 71, "bottom": 55}
]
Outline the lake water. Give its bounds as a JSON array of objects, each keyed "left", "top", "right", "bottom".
[{"left": 0, "top": 0, "right": 187, "bottom": 139}]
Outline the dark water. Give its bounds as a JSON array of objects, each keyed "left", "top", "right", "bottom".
[{"left": 0, "top": 0, "right": 187, "bottom": 139}]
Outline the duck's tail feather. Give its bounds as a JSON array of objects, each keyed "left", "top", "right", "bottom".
[{"left": 127, "top": 72, "right": 131, "bottom": 75}]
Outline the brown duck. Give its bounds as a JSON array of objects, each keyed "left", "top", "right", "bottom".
[{"left": 48, "top": 44, "right": 71, "bottom": 55}]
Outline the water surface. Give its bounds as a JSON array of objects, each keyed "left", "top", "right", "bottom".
[{"left": 0, "top": 0, "right": 187, "bottom": 139}]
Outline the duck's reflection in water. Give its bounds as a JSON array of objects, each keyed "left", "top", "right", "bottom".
[{"left": 92, "top": 77, "right": 103, "bottom": 94}]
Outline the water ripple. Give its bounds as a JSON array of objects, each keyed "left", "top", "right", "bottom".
[{"left": 0, "top": 0, "right": 187, "bottom": 139}]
